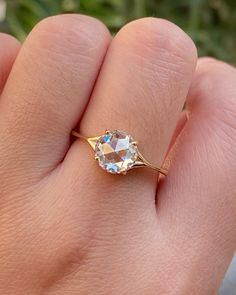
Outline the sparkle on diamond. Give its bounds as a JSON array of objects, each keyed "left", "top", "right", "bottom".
[{"left": 95, "top": 130, "right": 138, "bottom": 174}]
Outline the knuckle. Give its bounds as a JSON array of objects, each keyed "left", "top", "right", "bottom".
[
  {"left": 197, "top": 57, "right": 234, "bottom": 75},
  {"left": 27, "top": 14, "right": 110, "bottom": 58},
  {"left": 194, "top": 59, "right": 236, "bottom": 112},
  {"left": 192, "top": 59, "right": 236, "bottom": 157},
  {"left": 197, "top": 56, "right": 218, "bottom": 65},
  {"left": 117, "top": 17, "right": 197, "bottom": 70},
  {"left": 113, "top": 18, "right": 197, "bottom": 119}
]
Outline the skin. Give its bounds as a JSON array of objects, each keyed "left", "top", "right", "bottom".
[{"left": 0, "top": 15, "right": 235, "bottom": 295}]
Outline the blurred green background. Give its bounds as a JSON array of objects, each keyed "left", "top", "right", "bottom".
[{"left": 0, "top": 0, "right": 236, "bottom": 64}]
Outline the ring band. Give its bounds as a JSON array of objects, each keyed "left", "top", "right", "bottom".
[{"left": 72, "top": 129, "right": 168, "bottom": 176}]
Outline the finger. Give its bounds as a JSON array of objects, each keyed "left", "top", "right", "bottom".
[
  {"left": 157, "top": 58, "right": 236, "bottom": 294},
  {"left": 0, "top": 15, "right": 111, "bottom": 185},
  {"left": 65, "top": 18, "right": 197, "bottom": 210},
  {"left": 0, "top": 33, "right": 20, "bottom": 93}
]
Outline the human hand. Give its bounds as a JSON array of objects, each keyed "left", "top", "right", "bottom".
[{"left": 0, "top": 15, "right": 235, "bottom": 295}]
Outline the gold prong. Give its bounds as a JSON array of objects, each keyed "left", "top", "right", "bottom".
[
  {"left": 87, "top": 136, "right": 100, "bottom": 151},
  {"left": 105, "top": 129, "right": 110, "bottom": 135},
  {"left": 132, "top": 141, "right": 138, "bottom": 146},
  {"left": 95, "top": 156, "right": 99, "bottom": 161}
]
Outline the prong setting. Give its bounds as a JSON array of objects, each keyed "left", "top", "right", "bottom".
[{"left": 94, "top": 130, "right": 138, "bottom": 174}]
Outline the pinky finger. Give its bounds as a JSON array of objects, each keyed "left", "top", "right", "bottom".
[{"left": 157, "top": 58, "right": 236, "bottom": 294}]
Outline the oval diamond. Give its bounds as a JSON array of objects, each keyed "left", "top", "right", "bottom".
[{"left": 95, "top": 130, "right": 138, "bottom": 174}]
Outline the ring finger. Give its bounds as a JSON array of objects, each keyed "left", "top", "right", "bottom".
[{"left": 64, "top": 18, "right": 197, "bottom": 212}]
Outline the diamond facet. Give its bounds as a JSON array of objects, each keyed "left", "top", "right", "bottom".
[{"left": 95, "top": 130, "right": 138, "bottom": 174}]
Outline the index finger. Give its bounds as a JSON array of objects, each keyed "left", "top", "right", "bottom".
[{"left": 0, "top": 33, "right": 20, "bottom": 93}]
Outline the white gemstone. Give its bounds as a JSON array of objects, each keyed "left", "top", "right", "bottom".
[{"left": 95, "top": 130, "right": 138, "bottom": 174}]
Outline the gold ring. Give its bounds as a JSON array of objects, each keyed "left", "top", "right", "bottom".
[{"left": 72, "top": 129, "right": 167, "bottom": 176}]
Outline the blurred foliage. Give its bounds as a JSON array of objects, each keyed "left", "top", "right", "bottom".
[{"left": 0, "top": 0, "right": 236, "bottom": 64}]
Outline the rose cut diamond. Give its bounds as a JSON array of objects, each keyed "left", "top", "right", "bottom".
[{"left": 95, "top": 130, "right": 138, "bottom": 174}]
